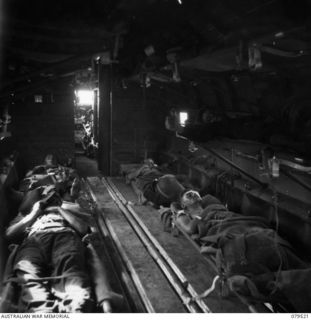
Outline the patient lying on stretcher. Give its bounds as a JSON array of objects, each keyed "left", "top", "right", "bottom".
[
  {"left": 162, "top": 189, "right": 311, "bottom": 312},
  {"left": 3, "top": 156, "right": 113, "bottom": 313},
  {"left": 5, "top": 162, "right": 96, "bottom": 313},
  {"left": 16, "top": 154, "right": 80, "bottom": 201},
  {"left": 7, "top": 197, "right": 94, "bottom": 313},
  {"left": 124, "top": 158, "right": 187, "bottom": 207}
]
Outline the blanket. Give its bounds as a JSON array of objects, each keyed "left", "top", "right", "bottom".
[{"left": 196, "top": 208, "right": 310, "bottom": 311}]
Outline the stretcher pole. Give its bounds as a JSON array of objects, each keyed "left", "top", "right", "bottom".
[
  {"left": 85, "top": 237, "right": 124, "bottom": 313},
  {"left": 0, "top": 244, "right": 19, "bottom": 312}
]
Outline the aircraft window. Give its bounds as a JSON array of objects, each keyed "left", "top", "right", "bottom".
[{"left": 179, "top": 112, "right": 188, "bottom": 127}]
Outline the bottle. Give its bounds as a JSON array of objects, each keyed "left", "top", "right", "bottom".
[{"left": 270, "top": 155, "right": 280, "bottom": 178}]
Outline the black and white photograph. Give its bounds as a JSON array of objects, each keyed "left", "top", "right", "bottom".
[{"left": 0, "top": 0, "right": 311, "bottom": 316}]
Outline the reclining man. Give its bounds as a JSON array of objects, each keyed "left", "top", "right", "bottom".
[
  {"left": 18, "top": 154, "right": 79, "bottom": 201},
  {"left": 125, "top": 158, "right": 186, "bottom": 208},
  {"left": 5, "top": 184, "right": 95, "bottom": 313},
  {"left": 169, "top": 189, "right": 309, "bottom": 310}
]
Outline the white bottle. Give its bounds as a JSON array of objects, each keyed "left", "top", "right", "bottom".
[{"left": 271, "top": 156, "right": 280, "bottom": 178}]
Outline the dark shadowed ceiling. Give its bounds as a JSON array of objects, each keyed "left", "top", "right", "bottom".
[{"left": 1, "top": 0, "right": 311, "bottom": 102}]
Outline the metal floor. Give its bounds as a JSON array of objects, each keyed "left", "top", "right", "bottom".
[{"left": 75, "top": 151, "right": 99, "bottom": 177}]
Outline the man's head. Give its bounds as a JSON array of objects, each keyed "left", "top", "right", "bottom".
[
  {"left": 143, "top": 158, "right": 156, "bottom": 168},
  {"left": 180, "top": 189, "right": 202, "bottom": 209}
]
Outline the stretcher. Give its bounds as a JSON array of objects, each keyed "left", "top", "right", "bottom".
[{"left": 0, "top": 234, "right": 125, "bottom": 313}]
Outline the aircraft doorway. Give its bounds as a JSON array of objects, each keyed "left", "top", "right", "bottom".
[{"left": 74, "top": 90, "right": 97, "bottom": 158}]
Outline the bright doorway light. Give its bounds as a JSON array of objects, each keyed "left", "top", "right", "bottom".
[
  {"left": 179, "top": 112, "right": 188, "bottom": 127},
  {"left": 76, "top": 90, "right": 94, "bottom": 106}
]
